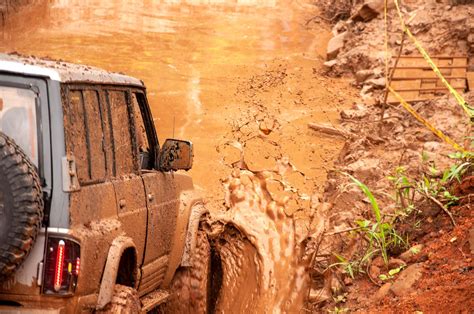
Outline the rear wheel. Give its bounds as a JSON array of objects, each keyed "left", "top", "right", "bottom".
[
  {"left": 99, "top": 284, "right": 141, "bottom": 314},
  {"left": 0, "top": 132, "right": 43, "bottom": 279},
  {"left": 162, "top": 228, "right": 211, "bottom": 314}
]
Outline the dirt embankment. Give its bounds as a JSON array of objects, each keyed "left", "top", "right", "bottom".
[{"left": 302, "top": 0, "right": 474, "bottom": 312}]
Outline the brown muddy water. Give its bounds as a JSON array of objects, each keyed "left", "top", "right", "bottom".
[{"left": 1, "top": 0, "right": 357, "bottom": 311}]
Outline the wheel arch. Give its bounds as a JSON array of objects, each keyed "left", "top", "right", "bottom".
[
  {"left": 96, "top": 236, "right": 138, "bottom": 310},
  {"left": 161, "top": 190, "right": 207, "bottom": 287}
]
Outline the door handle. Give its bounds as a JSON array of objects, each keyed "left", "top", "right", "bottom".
[{"left": 147, "top": 193, "right": 155, "bottom": 202}]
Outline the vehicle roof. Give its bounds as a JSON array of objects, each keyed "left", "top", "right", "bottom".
[{"left": 0, "top": 53, "right": 144, "bottom": 87}]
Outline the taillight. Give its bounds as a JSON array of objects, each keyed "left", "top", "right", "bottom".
[
  {"left": 53, "top": 240, "right": 65, "bottom": 291},
  {"left": 43, "top": 236, "right": 80, "bottom": 295}
]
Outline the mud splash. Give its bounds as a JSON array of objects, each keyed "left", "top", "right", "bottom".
[{"left": 206, "top": 153, "right": 316, "bottom": 313}]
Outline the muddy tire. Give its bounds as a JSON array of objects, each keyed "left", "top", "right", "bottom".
[
  {"left": 162, "top": 228, "right": 211, "bottom": 314},
  {"left": 99, "top": 284, "right": 141, "bottom": 314},
  {"left": 0, "top": 132, "right": 43, "bottom": 279}
]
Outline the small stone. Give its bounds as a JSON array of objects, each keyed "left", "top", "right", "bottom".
[
  {"left": 390, "top": 263, "right": 423, "bottom": 296},
  {"left": 369, "top": 265, "right": 381, "bottom": 279},
  {"left": 341, "top": 107, "right": 368, "bottom": 119},
  {"left": 388, "top": 258, "right": 406, "bottom": 269},
  {"left": 323, "top": 60, "right": 338, "bottom": 68},
  {"left": 375, "top": 282, "right": 393, "bottom": 301},
  {"left": 400, "top": 244, "right": 424, "bottom": 262},
  {"left": 360, "top": 84, "right": 373, "bottom": 97},
  {"left": 327, "top": 32, "right": 349, "bottom": 60},
  {"left": 355, "top": 69, "right": 373, "bottom": 83},
  {"left": 343, "top": 276, "right": 353, "bottom": 286},
  {"left": 351, "top": 0, "right": 388, "bottom": 22},
  {"left": 366, "top": 77, "right": 386, "bottom": 88},
  {"left": 346, "top": 158, "right": 381, "bottom": 181},
  {"left": 308, "top": 288, "right": 331, "bottom": 304}
]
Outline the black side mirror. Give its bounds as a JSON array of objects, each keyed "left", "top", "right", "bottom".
[{"left": 159, "top": 139, "right": 193, "bottom": 171}]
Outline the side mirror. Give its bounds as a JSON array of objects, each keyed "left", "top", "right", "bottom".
[{"left": 159, "top": 139, "right": 193, "bottom": 172}]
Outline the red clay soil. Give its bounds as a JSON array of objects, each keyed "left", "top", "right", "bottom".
[{"left": 346, "top": 181, "right": 474, "bottom": 313}]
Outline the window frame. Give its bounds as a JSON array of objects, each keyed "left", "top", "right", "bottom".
[
  {"left": 129, "top": 88, "right": 159, "bottom": 171},
  {"left": 0, "top": 75, "right": 50, "bottom": 193},
  {"left": 62, "top": 83, "right": 158, "bottom": 185}
]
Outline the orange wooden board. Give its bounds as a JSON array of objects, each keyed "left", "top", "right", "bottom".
[{"left": 388, "top": 56, "right": 467, "bottom": 104}]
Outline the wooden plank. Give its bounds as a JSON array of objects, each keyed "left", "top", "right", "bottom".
[
  {"left": 387, "top": 56, "right": 468, "bottom": 104},
  {"left": 467, "top": 72, "right": 474, "bottom": 90}
]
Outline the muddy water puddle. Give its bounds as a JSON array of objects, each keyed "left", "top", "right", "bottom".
[{"left": 2, "top": 0, "right": 357, "bottom": 311}]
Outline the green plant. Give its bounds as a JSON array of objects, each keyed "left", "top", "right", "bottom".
[
  {"left": 344, "top": 173, "right": 406, "bottom": 265},
  {"left": 329, "top": 253, "right": 358, "bottom": 279},
  {"left": 328, "top": 306, "right": 349, "bottom": 314},
  {"left": 379, "top": 265, "right": 405, "bottom": 281}
]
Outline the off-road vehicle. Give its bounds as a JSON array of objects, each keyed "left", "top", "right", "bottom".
[{"left": 0, "top": 53, "right": 211, "bottom": 313}]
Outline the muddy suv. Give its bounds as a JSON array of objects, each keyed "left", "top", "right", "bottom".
[{"left": 0, "top": 54, "right": 211, "bottom": 313}]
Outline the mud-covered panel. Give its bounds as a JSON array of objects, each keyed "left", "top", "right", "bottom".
[
  {"left": 69, "top": 182, "right": 117, "bottom": 226},
  {"left": 71, "top": 219, "right": 122, "bottom": 296},
  {"left": 113, "top": 175, "right": 147, "bottom": 265},
  {"left": 142, "top": 172, "right": 178, "bottom": 265},
  {"left": 106, "top": 90, "right": 135, "bottom": 176}
]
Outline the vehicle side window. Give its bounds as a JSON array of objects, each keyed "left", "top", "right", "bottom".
[
  {"left": 105, "top": 90, "right": 136, "bottom": 175},
  {"left": 83, "top": 90, "right": 107, "bottom": 181},
  {"left": 131, "top": 92, "right": 152, "bottom": 169},
  {"left": 63, "top": 89, "right": 111, "bottom": 184}
]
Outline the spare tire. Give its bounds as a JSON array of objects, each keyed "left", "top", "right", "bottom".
[{"left": 0, "top": 131, "right": 43, "bottom": 279}]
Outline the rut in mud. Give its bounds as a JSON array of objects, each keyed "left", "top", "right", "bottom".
[{"left": 206, "top": 159, "right": 312, "bottom": 313}]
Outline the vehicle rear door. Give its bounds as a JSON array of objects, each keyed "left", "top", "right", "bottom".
[{"left": 104, "top": 88, "right": 148, "bottom": 268}]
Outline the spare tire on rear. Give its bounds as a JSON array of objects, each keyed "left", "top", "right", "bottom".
[{"left": 0, "top": 131, "right": 43, "bottom": 279}]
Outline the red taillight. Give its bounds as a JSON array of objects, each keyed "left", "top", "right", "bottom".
[
  {"left": 43, "top": 236, "right": 80, "bottom": 295},
  {"left": 75, "top": 257, "right": 81, "bottom": 276},
  {"left": 53, "top": 240, "right": 65, "bottom": 291}
]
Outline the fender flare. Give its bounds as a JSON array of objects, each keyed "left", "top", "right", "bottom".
[
  {"left": 180, "top": 203, "right": 209, "bottom": 267},
  {"left": 96, "top": 236, "right": 137, "bottom": 309}
]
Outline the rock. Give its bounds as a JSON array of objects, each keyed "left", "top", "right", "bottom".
[
  {"left": 369, "top": 265, "right": 381, "bottom": 279},
  {"left": 308, "top": 288, "right": 331, "bottom": 304},
  {"left": 366, "top": 77, "right": 386, "bottom": 88},
  {"left": 360, "top": 85, "right": 373, "bottom": 98},
  {"left": 323, "top": 60, "right": 338, "bottom": 69},
  {"left": 388, "top": 258, "right": 406, "bottom": 269},
  {"left": 375, "top": 282, "right": 393, "bottom": 301},
  {"left": 400, "top": 244, "right": 424, "bottom": 262},
  {"left": 351, "top": 0, "right": 390, "bottom": 22},
  {"left": 332, "top": 20, "right": 348, "bottom": 36},
  {"left": 341, "top": 104, "right": 368, "bottom": 119},
  {"left": 346, "top": 158, "right": 381, "bottom": 181},
  {"left": 327, "top": 31, "right": 348, "bottom": 60},
  {"left": 390, "top": 263, "right": 423, "bottom": 296},
  {"left": 355, "top": 69, "right": 374, "bottom": 83},
  {"left": 308, "top": 123, "right": 352, "bottom": 138}
]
